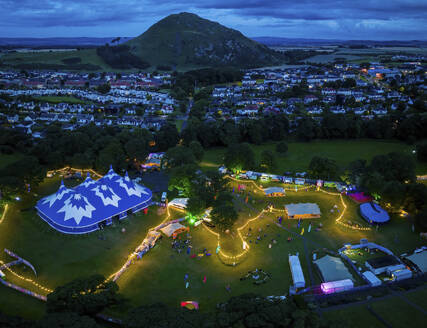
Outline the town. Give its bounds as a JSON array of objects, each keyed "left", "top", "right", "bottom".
[
  {"left": 0, "top": 5, "right": 426, "bottom": 328},
  {"left": 0, "top": 60, "right": 425, "bottom": 139}
]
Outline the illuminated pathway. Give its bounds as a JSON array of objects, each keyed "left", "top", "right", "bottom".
[{"left": 0, "top": 172, "right": 371, "bottom": 300}]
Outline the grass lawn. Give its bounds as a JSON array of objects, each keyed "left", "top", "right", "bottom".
[
  {"left": 323, "top": 288, "right": 427, "bottom": 328},
  {"left": 0, "top": 153, "right": 24, "bottom": 169},
  {"left": 0, "top": 174, "right": 424, "bottom": 321},
  {"left": 201, "top": 139, "right": 427, "bottom": 175},
  {"left": 35, "top": 95, "right": 90, "bottom": 104}
]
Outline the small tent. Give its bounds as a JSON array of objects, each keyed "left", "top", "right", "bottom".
[{"left": 160, "top": 222, "right": 189, "bottom": 239}]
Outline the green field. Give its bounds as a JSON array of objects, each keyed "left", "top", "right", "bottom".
[
  {"left": 303, "top": 46, "right": 427, "bottom": 64},
  {"left": 0, "top": 173, "right": 425, "bottom": 321},
  {"left": 323, "top": 288, "right": 427, "bottom": 328},
  {"left": 35, "top": 95, "right": 90, "bottom": 104},
  {"left": 0, "top": 49, "right": 107, "bottom": 70},
  {"left": 201, "top": 139, "right": 427, "bottom": 175}
]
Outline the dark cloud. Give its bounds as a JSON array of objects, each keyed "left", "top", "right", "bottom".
[{"left": 0, "top": 0, "right": 425, "bottom": 39}]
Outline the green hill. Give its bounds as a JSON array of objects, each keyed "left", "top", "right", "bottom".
[
  {"left": 124, "top": 12, "right": 285, "bottom": 69},
  {"left": 0, "top": 13, "right": 285, "bottom": 71}
]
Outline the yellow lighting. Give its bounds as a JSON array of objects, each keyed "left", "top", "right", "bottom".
[{"left": 0, "top": 203, "right": 9, "bottom": 224}]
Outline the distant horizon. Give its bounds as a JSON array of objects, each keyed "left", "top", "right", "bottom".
[
  {"left": 0, "top": 1, "right": 426, "bottom": 40},
  {"left": 0, "top": 36, "right": 426, "bottom": 42}
]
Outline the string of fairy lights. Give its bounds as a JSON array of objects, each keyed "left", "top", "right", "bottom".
[
  {"left": 0, "top": 170, "right": 371, "bottom": 299},
  {"left": 0, "top": 203, "right": 9, "bottom": 224},
  {"left": 46, "top": 166, "right": 103, "bottom": 179},
  {"left": 0, "top": 259, "right": 53, "bottom": 294}
]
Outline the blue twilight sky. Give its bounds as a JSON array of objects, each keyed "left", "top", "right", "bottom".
[{"left": 1, "top": 0, "right": 426, "bottom": 40}]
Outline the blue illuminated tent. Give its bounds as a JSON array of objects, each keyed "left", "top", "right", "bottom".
[
  {"left": 36, "top": 167, "right": 152, "bottom": 234},
  {"left": 360, "top": 202, "right": 390, "bottom": 224}
]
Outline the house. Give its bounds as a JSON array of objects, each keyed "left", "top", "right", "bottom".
[
  {"left": 7, "top": 114, "right": 19, "bottom": 123},
  {"left": 304, "top": 95, "right": 318, "bottom": 104}
]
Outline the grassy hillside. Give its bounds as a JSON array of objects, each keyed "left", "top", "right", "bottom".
[
  {"left": 201, "top": 139, "right": 427, "bottom": 175},
  {"left": 0, "top": 49, "right": 108, "bottom": 71},
  {"left": 126, "top": 12, "right": 284, "bottom": 69}
]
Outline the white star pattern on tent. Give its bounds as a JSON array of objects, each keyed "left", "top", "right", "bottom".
[
  {"left": 80, "top": 178, "right": 97, "bottom": 188},
  {"left": 117, "top": 176, "right": 149, "bottom": 197},
  {"left": 103, "top": 169, "right": 120, "bottom": 181},
  {"left": 58, "top": 194, "right": 96, "bottom": 225},
  {"left": 42, "top": 186, "right": 71, "bottom": 208},
  {"left": 92, "top": 184, "right": 121, "bottom": 207}
]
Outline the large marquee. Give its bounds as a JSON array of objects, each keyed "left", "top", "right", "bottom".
[{"left": 36, "top": 167, "right": 152, "bottom": 234}]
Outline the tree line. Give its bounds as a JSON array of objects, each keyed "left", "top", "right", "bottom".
[{"left": 0, "top": 274, "right": 347, "bottom": 328}]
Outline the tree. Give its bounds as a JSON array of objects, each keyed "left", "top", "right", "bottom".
[
  {"left": 297, "top": 117, "right": 317, "bottom": 141},
  {"left": 210, "top": 191, "right": 238, "bottom": 231},
  {"left": 381, "top": 181, "right": 406, "bottom": 208},
  {"left": 189, "top": 141, "right": 204, "bottom": 162},
  {"left": 415, "top": 205, "right": 427, "bottom": 232},
  {"left": 186, "top": 194, "right": 207, "bottom": 217},
  {"left": 214, "top": 294, "right": 346, "bottom": 328},
  {"left": 155, "top": 123, "right": 179, "bottom": 151},
  {"left": 97, "top": 141, "right": 126, "bottom": 173},
  {"left": 37, "top": 312, "right": 100, "bottom": 328},
  {"left": 168, "top": 164, "right": 198, "bottom": 196},
  {"left": 0, "top": 156, "right": 45, "bottom": 191},
  {"left": 369, "top": 152, "right": 415, "bottom": 184},
  {"left": 125, "top": 138, "right": 148, "bottom": 162},
  {"left": 347, "top": 159, "right": 367, "bottom": 184},
  {"left": 403, "top": 183, "right": 427, "bottom": 213},
  {"left": 46, "top": 275, "right": 120, "bottom": 316},
  {"left": 164, "top": 146, "right": 196, "bottom": 169},
  {"left": 123, "top": 303, "right": 208, "bottom": 328},
  {"left": 224, "top": 143, "right": 255, "bottom": 173},
  {"left": 0, "top": 311, "right": 35, "bottom": 328},
  {"left": 276, "top": 142, "right": 288, "bottom": 155},
  {"left": 308, "top": 156, "right": 338, "bottom": 180},
  {"left": 96, "top": 83, "right": 111, "bottom": 94},
  {"left": 260, "top": 150, "right": 276, "bottom": 172},
  {"left": 416, "top": 141, "right": 427, "bottom": 162},
  {"left": 210, "top": 203, "right": 238, "bottom": 231}
]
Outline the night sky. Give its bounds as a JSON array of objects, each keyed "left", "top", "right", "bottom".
[{"left": 1, "top": 0, "right": 426, "bottom": 40}]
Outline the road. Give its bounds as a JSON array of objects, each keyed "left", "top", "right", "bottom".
[{"left": 179, "top": 98, "right": 193, "bottom": 131}]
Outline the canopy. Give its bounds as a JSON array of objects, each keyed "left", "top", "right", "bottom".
[
  {"left": 160, "top": 222, "right": 187, "bottom": 237},
  {"left": 289, "top": 255, "right": 305, "bottom": 288},
  {"left": 360, "top": 202, "right": 390, "bottom": 224},
  {"left": 286, "top": 203, "right": 320, "bottom": 218},
  {"left": 405, "top": 250, "right": 427, "bottom": 273},
  {"left": 168, "top": 198, "right": 188, "bottom": 209},
  {"left": 314, "top": 255, "right": 353, "bottom": 282},
  {"left": 36, "top": 168, "right": 152, "bottom": 233}
]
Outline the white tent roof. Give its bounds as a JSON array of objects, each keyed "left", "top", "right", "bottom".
[
  {"left": 160, "top": 222, "right": 186, "bottom": 237},
  {"left": 169, "top": 198, "right": 188, "bottom": 209},
  {"left": 314, "top": 255, "right": 353, "bottom": 282},
  {"left": 405, "top": 250, "right": 427, "bottom": 273},
  {"left": 289, "top": 255, "right": 305, "bottom": 288},
  {"left": 286, "top": 203, "right": 320, "bottom": 216},
  {"left": 264, "top": 187, "right": 285, "bottom": 195},
  {"left": 362, "top": 271, "right": 382, "bottom": 286}
]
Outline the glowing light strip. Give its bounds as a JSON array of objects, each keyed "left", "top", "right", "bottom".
[
  {"left": 101, "top": 204, "right": 184, "bottom": 284},
  {"left": 225, "top": 175, "right": 315, "bottom": 192},
  {"left": 46, "top": 166, "right": 103, "bottom": 179},
  {"left": 318, "top": 189, "right": 371, "bottom": 231},
  {"left": 0, "top": 259, "right": 53, "bottom": 294},
  {"left": 0, "top": 204, "right": 9, "bottom": 224}
]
